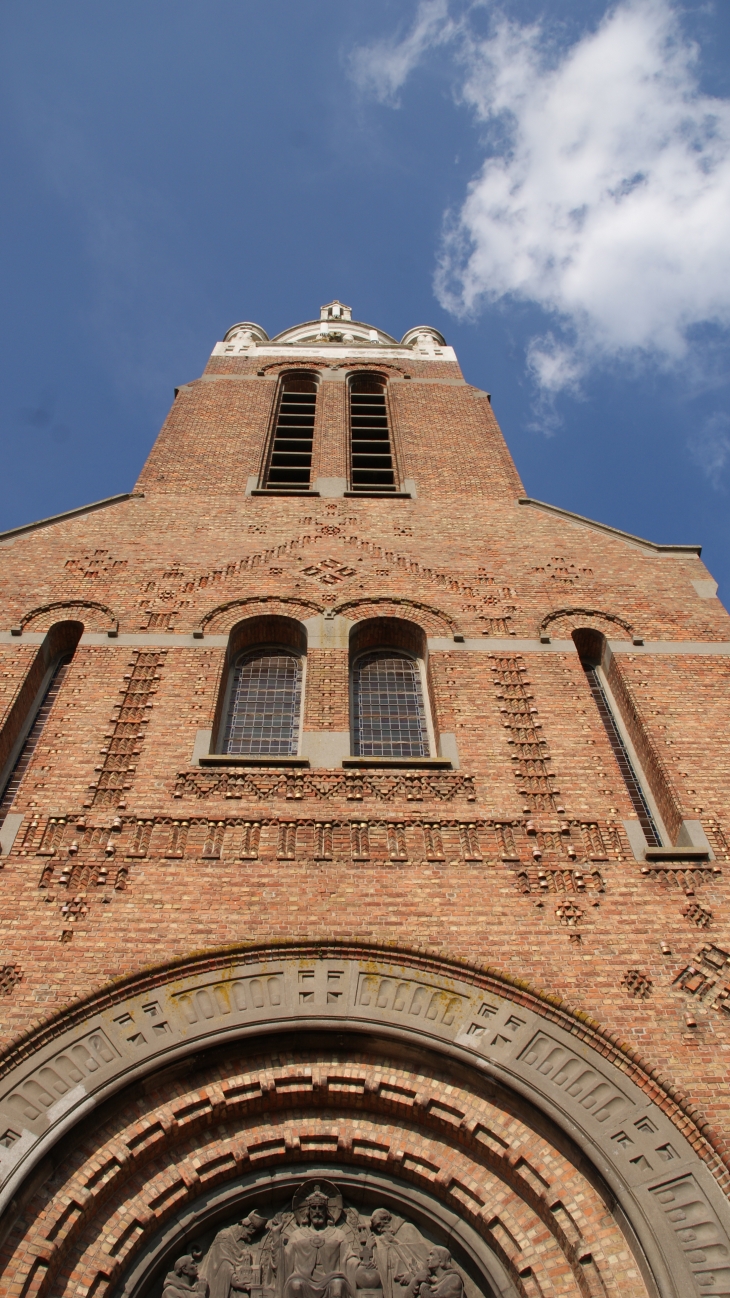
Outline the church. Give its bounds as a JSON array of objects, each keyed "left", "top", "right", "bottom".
[{"left": 0, "top": 300, "right": 728, "bottom": 1298}]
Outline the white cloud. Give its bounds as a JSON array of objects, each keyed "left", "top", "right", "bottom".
[
  {"left": 349, "top": 0, "right": 455, "bottom": 106},
  {"left": 354, "top": 0, "right": 730, "bottom": 395},
  {"left": 440, "top": 0, "right": 730, "bottom": 383},
  {"left": 689, "top": 411, "right": 730, "bottom": 488}
]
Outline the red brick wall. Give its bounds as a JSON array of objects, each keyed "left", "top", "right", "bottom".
[{"left": 1, "top": 342, "right": 730, "bottom": 1185}]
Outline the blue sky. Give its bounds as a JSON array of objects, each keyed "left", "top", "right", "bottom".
[{"left": 1, "top": 1, "right": 729, "bottom": 597}]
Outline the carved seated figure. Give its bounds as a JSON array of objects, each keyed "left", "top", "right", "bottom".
[{"left": 278, "top": 1185, "right": 357, "bottom": 1298}]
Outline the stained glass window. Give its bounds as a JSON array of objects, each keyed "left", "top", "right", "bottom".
[
  {"left": 353, "top": 652, "right": 428, "bottom": 757},
  {"left": 223, "top": 652, "right": 302, "bottom": 756}
]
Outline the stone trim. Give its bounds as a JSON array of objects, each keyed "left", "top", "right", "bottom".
[
  {"left": 198, "top": 755, "right": 309, "bottom": 768},
  {"left": 0, "top": 942, "right": 725, "bottom": 1178},
  {"left": 0, "top": 493, "right": 143, "bottom": 545},
  {"left": 518, "top": 498, "right": 702, "bottom": 555},
  {"left": 3, "top": 632, "right": 730, "bottom": 656},
  {"left": 341, "top": 757, "right": 452, "bottom": 769}
]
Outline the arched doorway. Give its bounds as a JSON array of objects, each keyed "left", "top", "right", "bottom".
[{"left": 0, "top": 948, "right": 727, "bottom": 1298}]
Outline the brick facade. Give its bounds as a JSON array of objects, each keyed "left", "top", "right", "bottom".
[{"left": 0, "top": 306, "right": 729, "bottom": 1297}]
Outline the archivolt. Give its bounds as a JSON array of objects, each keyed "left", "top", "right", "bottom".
[
  {"left": 333, "top": 597, "right": 454, "bottom": 635},
  {"left": 200, "top": 596, "right": 323, "bottom": 634},
  {"left": 0, "top": 943, "right": 727, "bottom": 1298},
  {"left": 19, "top": 601, "right": 118, "bottom": 633},
  {"left": 539, "top": 607, "right": 634, "bottom": 638},
  {"left": 257, "top": 361, "right": 330, "bottom": 376},
  {"left": 3, "top": 1044, "right": 631, "bottom": 1298}
]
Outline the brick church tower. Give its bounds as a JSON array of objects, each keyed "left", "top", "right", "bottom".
[{"left": 0, "top": 301, "right": 729, "bottom": 1298}]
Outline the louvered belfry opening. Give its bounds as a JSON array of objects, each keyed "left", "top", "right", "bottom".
[
  {"left": 223, "top": 651, "right": 303, "bottom": 756},
  {"left": 353, "top": 652, "right": 428, "bottom": 757},
  {"left": 0, "top": 655, "right": 72, "bottom": 828},
  {"left": 350, "top": 374, "right": 396, "bottom": 491},
  {"left": 264, "top": 375, "right": 317, "bottom": 490}
]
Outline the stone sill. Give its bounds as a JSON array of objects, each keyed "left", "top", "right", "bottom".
[
  {"left": 199, "top": 755, "right": 310, "bottom": 768},
  {"left": 343, "top": 491, "right": 412, "bottom": 499},
  {"left": 250, "top": 490, "right": 320, "bottom": 497},
  {"left": 341, "top": 757, "right": 453, "bottom": 769},
  {"left": 644, "top": 846, "right": 710, "bottom": 861}
]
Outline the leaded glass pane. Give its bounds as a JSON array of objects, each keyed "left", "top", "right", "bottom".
[
  {"left": 224, "top": 652, "right": 302, "bottom": 756},
  {"left": 353, "top": 652, "right": 428, "bottom": 757}
]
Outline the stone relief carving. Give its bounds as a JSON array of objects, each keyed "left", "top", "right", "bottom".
[
  {"left": 194, "top": 1182, "right": 473, "bottom": 1298},
  {"left": 200, "top": 1210, "right": 269, "bottom": 1298},
  {"left": 162, "top": 1255, "right": 208, "bottom": 1298}
]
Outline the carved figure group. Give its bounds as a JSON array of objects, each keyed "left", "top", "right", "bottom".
[{"left": 188, "top": 1181, "right": 471, "bottom": 1298}]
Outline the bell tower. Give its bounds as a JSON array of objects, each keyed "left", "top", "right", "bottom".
[{"left": 0, "top": 304, "right": 729, "bottom": 1298}]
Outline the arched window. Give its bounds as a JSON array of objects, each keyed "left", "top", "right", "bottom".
[
  {"left": 349, "top": 618, "right": 434, "bottom": 760},
  {"left": 222, "top": 650, "right": 303, "bottom": 756},
  {"left": 573, "top": 629, "right": 663, "bottom": 846},
  {"left": 349, "top": 374, "right": 396, "bottom": 492},
  {"left": 214, "top": 616, "right": 307, "bottom": 760},
  {"left": 264, "top": 374, "right": 318, "bottom": 490},
  {"left": 352, "top": 652, "right": 429, "bottom": 757},
  {"left": 0, "top": 622, "right": 82, "bottom": 838}
]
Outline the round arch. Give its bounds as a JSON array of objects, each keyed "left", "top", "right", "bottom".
[
  {"left": 200, "top": 598, "right": 324, "bottom": 636},
  {"left": 539, "top": 607, "right": 634, "bottom": 639},
  {"left": 0, "top": 946, "right": 727, "bottom": 1298},
  {"left": 19, "top": 600, "right": 118, "bottom": 634}
]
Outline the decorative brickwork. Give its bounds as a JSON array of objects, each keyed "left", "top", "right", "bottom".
[
  {"left": 622, "top": 969, "right": 654, "bottom": 999},
  {"left": 91, "top": 650, "right": 167, "bottom": 807},
  {"left": 0, "top": 1048, "right": 648, "bottom": 1298},
  {"left": 0, "top": 965, "right": 21, "bottom": 996},
  {"left": 487, "top": 655, "right": 560, "bottom": 812}
]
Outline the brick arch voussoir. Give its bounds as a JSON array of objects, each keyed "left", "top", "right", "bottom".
[
  {"left": 539, "top": 607, "right": 634, "bottom": 639},
  {"left": 17, "top": 1050, "right": 608, "bottom": 1298},
  {"left": 20, "top": 600, "right": 118, "bottom": 633},
  {"left": 258, "top": 361, "right": 330, "bottom": 376},
  {"left": 200, "top": 596, "right": 323, "bottom": 635},
  {"left": 333, "top": 598, "right": 453, "bottom": 636},
  {"left": 0, "top": 944, "right": 728, "bottom": 1298},
  {"left": 331, "top": 361, "right": 411, "bottom": 377}
]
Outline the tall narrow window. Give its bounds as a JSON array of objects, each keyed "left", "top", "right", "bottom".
[
  {"left": 349, "top": 375, "right": 396, "bottom": 492},
  {"left": 222, "top": 651, "right": 303, "bottom": 756},
  {"left": 574, "top": 632, "right": 662, "bottom": 846},
  {"left": 264, "top": 375, "right": 317, "bottom": 490},
  {"left": 353, "top": 652, "right": 428, "bottom": 757},
  {"left": 0, "top": 654, "right": 72, "bottom": 829}
]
